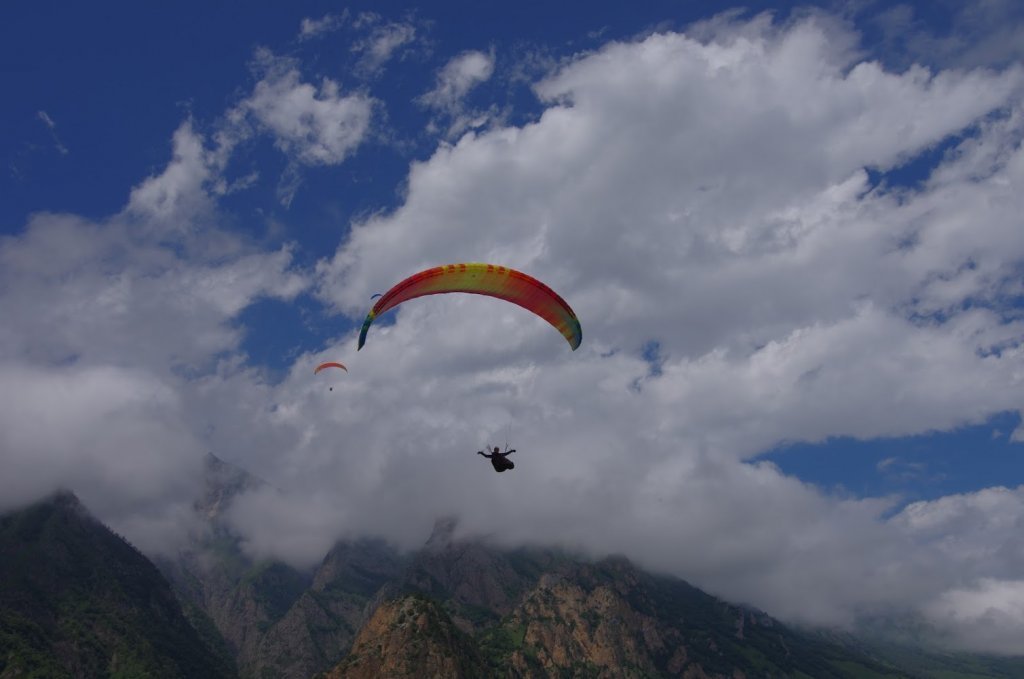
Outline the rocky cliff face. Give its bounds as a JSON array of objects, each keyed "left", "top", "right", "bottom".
[
  {"left": 322, "top": 595, "right": 484, "bottom": 679},
  {"left": 480, "top": 555, "right": 915, "bottom": 678},
  {"left": 249, "top": 538, "right": 405, "bottom": 679},
  {"left": 476, "top": 557, "right": 762, "bottom": 678},
  {"left": 313, "top": 527, "right": 908, "bottom": 678},
  {"left": 502, "top": 570, "right": 670, "bottom": 676},
  {"left": 400, "top": 517, "right": 548, "bottom": 630}
]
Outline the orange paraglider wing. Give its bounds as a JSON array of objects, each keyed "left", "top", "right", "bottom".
[{"left": 314, "top": 361, "right": 348, "bottom": 374}]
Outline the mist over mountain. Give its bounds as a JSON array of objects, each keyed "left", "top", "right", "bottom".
[{"left": 3, "top": 458, "right": 1024, "bottom": 678}]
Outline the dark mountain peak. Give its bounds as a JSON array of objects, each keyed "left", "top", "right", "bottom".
[
  {"left": 11, "top": 487, "right": 88, "bottom": 519},
  {"left": 313, "top": 537, "right": 405, "bottom": 594},
  {"left": 599, "top": 553, "right": 635, "bottom": 570},
  {"left": 0, "top": 494, "right": 234, "bottom": 677},
  {"left": 49, "top": 486, "right": 81, "bottom": 507},
  {"left": 1, "top": 488, "right": 107, "bottom": 549},
  {"left": 199, "top": 451, "right": 265, "bottom": 519}
]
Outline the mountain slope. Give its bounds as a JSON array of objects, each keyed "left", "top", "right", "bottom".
[
  {"left": 161, "top": 454, "right": 407, "bottom": 678},
  {"left": 322, "top": 594, "right": 485, "bottom": 679},
  {"left": 301, "top": 520, "right": 914, "bottom": 677},
  {"left": 159, "top": 454, "right": 312, "bottom": 677},
  {"left": 249, "top": 538, "right": 406, "bottom": 678},
  {"left": 6, "top": 489, "right": 1024, "bottom": 678},
  {"left": 480, "top": 556, "right": 907, "bottom": 677},
  {"left": 0, "top": 491, "right": 234, "bottom": 678}
]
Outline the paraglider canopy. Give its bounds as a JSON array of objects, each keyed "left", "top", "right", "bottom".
[
  {"left": 314, "top": 361, "right": 348, "bottom": 374},
  {"left": 314, "top": 362, "right": 347, "bottom": 390},
  {"left": 358, "top": 263, "right": 582, "bottom": 351}
]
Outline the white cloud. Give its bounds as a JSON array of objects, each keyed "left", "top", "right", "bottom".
[
  {"left": 298, "top": 11, "right": 347, "bottom": 41},
  {"left": 237, "top": 51, "right": 375, "bottom": 167},
  {"left": 125, "top": 120, "right": 217, "bottom": 228},
  {"left": 0, "top": 121, "right": 308, "bottom": 553},
  {"left": 36, "top": 110, "right": 68, "bottom": 155},
  {"left": 421, "top": 50, "right": 495, "bottom": 110},
  {"left": 1012, "top": 412, "right": 1024, "bottom": 442},
  {"left": 893, "top": 488, "right": 1024, "bottom": 653},
  {"left": 221, "top": 50, "right": 377, "bottom": 205},
  {"left": 352, "top": 20, "right": 417, "bottom": 77},
  {"left": 419, "top": 50, "right": 496, "bottom": 137},
  {"left": 924, "top": 579, "right": 1024, "bottom": 654},
  {"left": 225, "top": 486, "right": 350, "bottom": 566}
]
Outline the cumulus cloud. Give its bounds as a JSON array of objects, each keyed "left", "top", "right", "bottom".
[
  {"left": 234, "top": 50, "right": 374, "bottom": 168},
  {"left": 225, "top": 486, "right": 350, "bottom": 566},
  {"left": 0, "top": 121, "right": 308, "bottom": 553},
  {"left": 225, "top": 50, "right": 376, "bottom": 205},
  {"left": 419, "top": 49, "right": 496, "bottom": 137},
  {"left": 896, "top": 488, "right": 1024, "bottom": 653}
]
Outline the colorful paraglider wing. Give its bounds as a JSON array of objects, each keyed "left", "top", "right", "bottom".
[
  {"left": 314, "top": 361, "right": 348, "bottom": 374},
  {"left": 358, "top": 263, "right": 582, "bottom": 351}
]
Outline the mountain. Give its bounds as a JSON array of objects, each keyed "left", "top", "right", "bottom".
[
  {"left": 161, "top": 454, "right": 406, "bottom": 678},
  {"left": 8, "top": 459, "right": 1023, "bottom": 678},
  {"left": 0, "top": 491, "right": 234, "bottom": 678},
  {"left": 245, "top": 537, "right": 405, "bottom": 678},
  {"left": 312, "top": 517, "right": 1024, "bottom": 678},
  {"left": 161, "top": 461, "right": 1024, "bottom": 678},
  {"left": 811, "top": 627, "right": 1024, "bottom": 679},
  {"left": 322, "top": 594, "right": 485, "bottom": 678},
  {"left": 356, "top": 523, "right": 908, "bottom": 678},
  {"left": 475, "top": 556, "right": 900, "bottom": 678},
  {"left": 159, "top": 454, "right": 313, "bottom": 677}
]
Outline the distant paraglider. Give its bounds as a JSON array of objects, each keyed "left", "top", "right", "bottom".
[
  {"left": 314, "top": 361, "right": 347, "bottom": 391},
  {"left": 314, "top": 361, "right": 348, "bottom": 374},
  {"left": 357, "top": 263, "right": 582, "bottom": 351}
]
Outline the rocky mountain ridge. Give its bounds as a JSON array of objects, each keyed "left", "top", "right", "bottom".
[{"left": 5, "top": 459, "right": 1024, "bottom": 678}]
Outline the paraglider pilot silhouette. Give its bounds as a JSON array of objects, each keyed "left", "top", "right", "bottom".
[{"left": 478, "top": 445, "right": 515, "bottom": 472}]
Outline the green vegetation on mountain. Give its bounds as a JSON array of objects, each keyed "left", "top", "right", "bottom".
[
  {"left": 814, "top": 630, "right": 1024, "bottom": 679},
  {"left": 0, "top": 491, "right": 234, "bottom": 678}
]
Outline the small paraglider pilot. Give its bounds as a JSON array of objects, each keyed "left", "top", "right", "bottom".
[{"left": 478, "top": 445, "right": 515, "bottom": 472}]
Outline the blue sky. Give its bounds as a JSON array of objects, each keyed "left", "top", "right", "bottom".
[{"left": 3, "top": 0, "right": 1024, "bottom": 653}]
